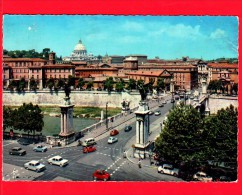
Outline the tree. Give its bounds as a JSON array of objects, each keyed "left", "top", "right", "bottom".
[
  {"left": 103, "top": 77, "right": 114, "bottom": 92},
  {"left": 77, "top": 77, "right": 85, "bottom": 90},
  {"left": 13, "top": 103, "right": 44, "bottom": 138},
  {"left": 3, "top": 106, "right": 13, "bottom": 132},
  {"left": 203, "top": 105, "right": 238, "bottom": 169},
  {"left": 115, "top": 78, "right": 125, "bottom": 92},
  {"left": 86, "top": 81, "right": 94, "bottom": 90},
  {"left": 155, "top": 103, "right": 203, "bottom": 167},
  {"left": 232, "top": 83, "right": 238, "bottom": 94},
  {"left": 67, "top": 75, "right": 76, "bottom": 88},
  {"left": 29, "top": 77, "right": 38, "bottom": 91},
  {"left": 18, "top": 77, "right": 26, "bottom": 92},
  {"left": 54, "top": 78, "right": 65, "bottom": 91},
  {"left": 157, "top": 77, "right": 165, "bottom": 92},
  {"left": 126, "top": 79, "right": 136, "bottom": 91},
  {"left": 46, "top": 77, "right": 54, "bottom": 90}
]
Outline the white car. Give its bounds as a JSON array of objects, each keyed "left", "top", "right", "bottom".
[
  {"left": 24, "top": 160, "right": 46, "bottom": 172},
  {"left": 108, "top": 137, "right": 118, "bottom": 144},
  {"left": 155, "top": 111, "right": 161, "bottom": 116},
  {"left": 48, "top": 155, "right": 69, "bottom": 167},
  {"left": 157, "top": 164, "right": 179, "bottom": 177},
  {"left": 193, "top": 171, "right": 213, "bottom": 182}
]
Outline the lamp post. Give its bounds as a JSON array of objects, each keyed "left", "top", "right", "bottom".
[
  {"left": 170, "top": 77, "right": 175, "bottom": 108},
  {"left": 184, "top": 89, "right": 187, "bottom": 105},
  {"left": 149, "top": 149, "right": 152, "bottom": 165},
  {"left": 106, "top": 102, "right": 108, "bottom": 130}
]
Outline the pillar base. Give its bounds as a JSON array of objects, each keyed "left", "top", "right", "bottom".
[
  {"left": 133, "top": 142, "right": 152, "bottom": 159},
  {"left": 58, "top": 132, "right": 76, "bottom": 146}
]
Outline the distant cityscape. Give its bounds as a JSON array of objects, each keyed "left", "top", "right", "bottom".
[{"left": 3, "top": 38, "right": 238, "bottom": 94}]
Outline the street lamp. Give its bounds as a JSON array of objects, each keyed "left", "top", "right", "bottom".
[
  {"left": 106, "top": 102, "right": 108, "bottom": 130},
  {"left": 149, "top": 149, "right": 152, "bottom": 165}
]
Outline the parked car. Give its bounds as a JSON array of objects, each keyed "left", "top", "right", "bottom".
[
  {"left": 33, "top": 145, "right": 48, "bottom": 152},
  {"left": 149, "top": 111, "right": 154, "bottom": 115},
  {"left": 158, "top": 104, "right": 164, "bottom": 107},
  {"left": 193, "top": 171, "right": 213, "bottom": 182},
  {"left": 48, "top": 155, "right": 69, "bottom": 167},
  {"left": 82, "top": 138, "right": 96, "bottom": 147},
  {"left": 162, "top": 100, "right": 167, "bottom": 104},
  {"left": 157, "top": 164, "right": 179, "bottom": 177},
  {"left": 110, "top": 129, "right": 119, "bottom": 136},
  {"left": 171, "top": 99, "right": 175, "bottom": 103},
  {"left": 108, "top": 137, "right": 118, "bottom": 144},
  {"left": 18, "top": 138, "right": 37, "bottom": 145},
  {"left": 124, "top": 125, "right": 132, "bottom": 132},
  {"left": 24, "top": 160, "right": 46, "bottom": 172},
  {"left": 83, "top": 146, "right": 96, "bottom": 153},
  {"left": 9, "top": 147, "right": 26, "bottom": 156},
  {"left": 93, "top": 170, "right": 110, "bottom": 181},
  {"left": 155, "top": 111, "right": 161, "bottom": 116}
]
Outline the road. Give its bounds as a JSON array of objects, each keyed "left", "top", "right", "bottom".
[{"left": 3, "top": 99, "right": 183, "bottom": 181}]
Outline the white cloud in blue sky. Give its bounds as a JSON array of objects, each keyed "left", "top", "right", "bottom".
[{"left": 3, "top": 15, "right": 238, "bottom": 60}]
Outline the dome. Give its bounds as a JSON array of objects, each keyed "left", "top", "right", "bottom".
[{"left": 74, "top": 40, "right": 86, "bottom": 51}]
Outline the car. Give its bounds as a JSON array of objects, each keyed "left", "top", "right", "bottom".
[
  {"left": 108, "top": 136, "right": 118, "bottom": 144},
  {"left": 162, "top": 100, "right": 167, "bottom": 104},
  {"left": 83, "top": 146, "right": 96, "bottom": 153},
  {"left": 9, "top": 147, "right": 26, "bottom": 156},
  {"left": 110, "top": 129, "right": 119, "bottom": 136},
  {"left": 149, "top": 111, "right": 154, "bottom": 115},
  {"left": 93, "top": 170, "right": 110, "bottom": 181},
  {"left": 33, "top": 145, "right": 48, "bottom": 152},
  {"left": 171, "top": 99, "right": 175, "bottom": 103},
  {"left": 158, "top": 104, "right": 164, "bottom": 107},
  {"left": 124, "top": 125, "right": 132, "bottom": 132},
  {"left": 24, "top": 160, "right": 46, "bottom": 172},
  {"left": 157, "top": 164, "right": 179, "bottom": 177},
  {"left": 17, "top": 138, "right": 37, "bottom": 145},
  {"left": 193, "top": 171, "right": 213, "bottom": 182},
  {"left": 47, "top": 155, "right": 69, "bottom": 167},
  {"left": 82, "top": 138, "right": 96, "bottom": 147},
  {"left": 154, "top": 111, "right": 161, "bottom": 116}
]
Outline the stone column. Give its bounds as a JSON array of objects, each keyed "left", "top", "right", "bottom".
[{"left": 201, "top": 77, "right": 207, "bottom": 95}]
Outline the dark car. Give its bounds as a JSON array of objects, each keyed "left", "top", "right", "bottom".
[
  {"left": 18, "top": 138, "right": 37, "bottom": 145},
  {"left": 171, "top": 99, "right": 175, "bottom": 103},
  {"left": 9, "top": 147, "right": 26, "bottom": 156},
  {"left": 124, "top": 126, "right": 132, "bottom": 132}
]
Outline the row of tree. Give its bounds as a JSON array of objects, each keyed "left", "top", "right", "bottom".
[
  {"left": 208, "top": 80, "right": 238, "bottom": 94},
  {"left": 8, "top": 76, "right": 166, "bottom": 94},
  {"left": 155, "top": 104, "right": 237, "bottom": 174},
  {"left": 3, "top": 48, "right": 62, "bottom": 61},
  {"left": 3, "top": 103, "right": 44, "bottom": 137}
]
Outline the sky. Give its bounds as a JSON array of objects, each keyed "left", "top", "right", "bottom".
[{"left": 3, "top": 15, "right": 238, "bottom": 60}]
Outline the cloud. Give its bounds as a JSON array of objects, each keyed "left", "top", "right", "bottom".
[
  {"left": 210, "top": 29, "right": 226, "bottom": 39},
  {"left": 148, "top": 23, "right": 203, "bottom": 40},
  {"left": 122, "top": 21, "right": 144, "bottom": 31}
]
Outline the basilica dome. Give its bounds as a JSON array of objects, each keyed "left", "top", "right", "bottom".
[{"left": 74, "top": 40, "right": 86, "bottom": 51}]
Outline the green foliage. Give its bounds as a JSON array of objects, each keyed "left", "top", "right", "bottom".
[
  {"left": 126, "top": 79, "right": 136, "bottom": 91},
  {"left": 157, "top": 77, "right": 165, "bottom": 91},
  {"left": 67, "top": 75, "right": 75, "bottom": 87},
  {"left": 46, "top": 77, "right": 54, "bottom": 90},
  {"left": 4, "top": 103, "right": 44, "bottom": 137},
  {"left": 3, "top": 106, "right": 13, "bottom": 131},
  {"left": 203, "top": 105, "right": 237, "bottom": 169},
  {"left": 208, "top": 80, "right": 223, "bottom": 93},
  {"left": 18, "top": 78, "right": 26, "bottom": 92},
  {"left": 103, "top": 77, "right": 114, "bottom": 92},
  {"left": 54, "top": 78, "right": 65, "bottom": 91},
  {"left": 115, "top": 78, "right": 125, "bottom": 92},
  {"left": 155, "top": 104, "right": 238, "bottom": 170},
  {"left": 232, "top": 83, "right": 238, "bottom": 94},
  {"left": 77, "top": 77, "right": 85, "bottom": 90},
  {"left": 86, "top": 81, "right": 94, "bottom": 90},
  {"left": 29, "top": 77, "right": 38, "bottom": 91},
  {"left": 156, "top": 103, "right": 203, "bottom": 166}
]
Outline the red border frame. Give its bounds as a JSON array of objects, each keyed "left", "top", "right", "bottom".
[{"left": 1, "top": 0, "right": 241, "bottom": 195}]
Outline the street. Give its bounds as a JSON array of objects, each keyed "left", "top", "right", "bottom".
[{"left": 3, "top": 99, "right": 183, "bottom": 181}]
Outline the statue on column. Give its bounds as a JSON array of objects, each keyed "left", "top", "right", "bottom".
[{"left": 64, "top": 82, "right": 71, "bottom": 98}]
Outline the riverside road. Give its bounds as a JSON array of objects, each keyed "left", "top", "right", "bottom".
[{"left": 3, "top": 97, "right": 183, "bottom": 181}]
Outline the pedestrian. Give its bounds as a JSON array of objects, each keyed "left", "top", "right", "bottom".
[
  {"left": 123, "top": 150, "right": 126, "bottom": 158},
  {"left": 138, "top": 159, "right": 141, "bottom": 168}
]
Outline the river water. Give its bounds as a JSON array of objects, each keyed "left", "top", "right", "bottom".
[{"left": 42, "top": 116, "right": 98, "bottom": 136}]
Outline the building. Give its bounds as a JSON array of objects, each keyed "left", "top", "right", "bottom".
[
  {"left": 126, "top": 54, "right": 147, "bottom": 65},
  {"left": 63, "top": 39, "right": 99, "bottom": 64}
]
